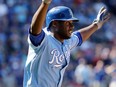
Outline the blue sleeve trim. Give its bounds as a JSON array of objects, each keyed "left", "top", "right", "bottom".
[
  {"left": 74, "top": 31, "right": 83, "bottom": 46},
  {"left": 29, "top": 30, "right": 45, "bottom": 46}
]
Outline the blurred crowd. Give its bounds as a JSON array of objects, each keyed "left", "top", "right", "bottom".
[{"left": 0, "top": 0, "right": 116, "bottom": 87}]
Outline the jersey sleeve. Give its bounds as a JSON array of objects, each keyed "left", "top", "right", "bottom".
[
  {"left": 27, "top": 28, "right": 50, "bottom": 49},
  {"left": 29, "top": 30, "right": 45, "bottom": 46},
  {"left": 73, "top": 31, "right": 83, "bottom": 46},
  {"left": 68, "top": 31, "right": 83, "bottom": 50}
]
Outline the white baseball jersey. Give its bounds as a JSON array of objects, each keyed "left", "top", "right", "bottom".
[{"left": 23, "top": 28, "right": 82, "bottom": 87}]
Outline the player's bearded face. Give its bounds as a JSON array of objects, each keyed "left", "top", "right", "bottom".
[{"left": 55, "top": 20, "right": 74, "bottom": 39}]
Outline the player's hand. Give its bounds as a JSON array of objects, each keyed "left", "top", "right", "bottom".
[
  {"left": 42, "top": 0, "right": 52, "bottom": 4},
  {"left": 94, "top": 6, "right": 111, "bottom": 29}
]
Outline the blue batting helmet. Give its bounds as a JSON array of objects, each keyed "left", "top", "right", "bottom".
[{"left": 46, "top": 6, "right": 79, "bottom": 29}]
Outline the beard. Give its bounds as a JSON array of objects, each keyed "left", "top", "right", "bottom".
[{"left": 56, "top": 29, "right": 71, "bottom": 39}]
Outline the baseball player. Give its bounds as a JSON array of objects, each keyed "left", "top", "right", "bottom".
[{"left": 23, "top": 0, "right": 110, "bottom": 87}]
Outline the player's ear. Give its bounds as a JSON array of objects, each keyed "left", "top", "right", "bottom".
[
  {"left": 51, "top": 21, "right": 59, "bottom": 32},
  {"left": 52, "top": 21, "right": 58, "bottom": 27}
]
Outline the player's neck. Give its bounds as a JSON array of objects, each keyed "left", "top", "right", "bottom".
[
  {"left": 55, "top": 35, "right": 64, "bottom": 43},
  {"left": 51, "top": 32, "right": 64, "bottom": 43}
]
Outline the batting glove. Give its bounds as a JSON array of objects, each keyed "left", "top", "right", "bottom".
[
  {"left": 42, "top": 0, "right": 52, "bottom": 4},
  {"left": 93, "top": 7, "right": 110, "bottom": 29}
]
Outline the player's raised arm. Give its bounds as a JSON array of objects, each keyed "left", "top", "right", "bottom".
[
  {"left": 77, "top": 7, "right": 111, "bottom": 42},
  {"left": 30, "top": 0, "right": 52, "bottom": 35}
]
